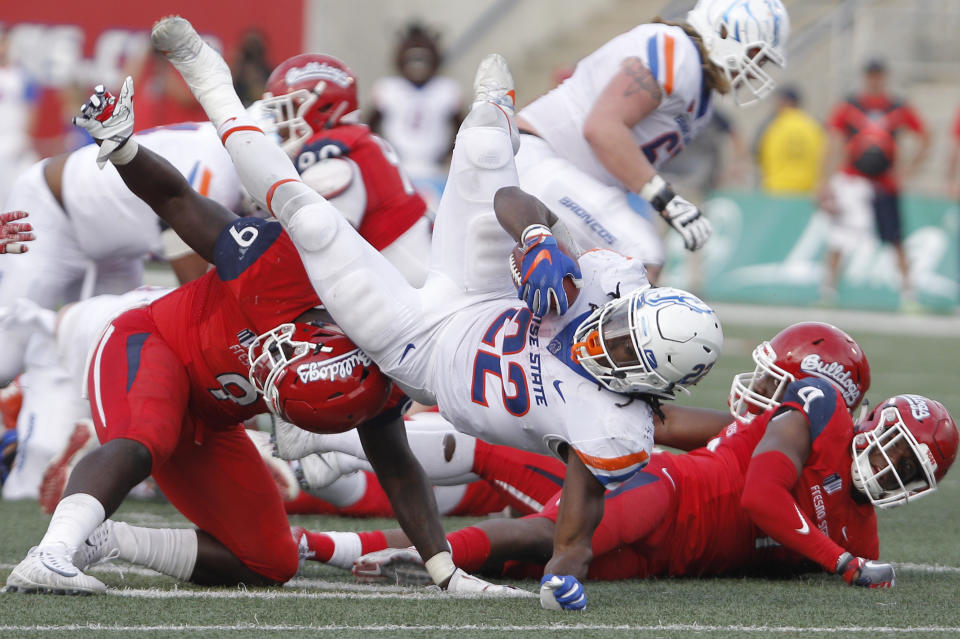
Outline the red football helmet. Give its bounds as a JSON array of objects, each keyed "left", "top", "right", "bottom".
[
  {"left": 729, "top": 322, "right": 870, "bottom": 423},
  {"left": 851, "top": 394, "right": 958, "bottom": 508},
  {"left": 261, "top": 54, "right": 360, "bottom": 155},
  {"left": 248, "top": 322, "right": 391, "bottom": 434}
]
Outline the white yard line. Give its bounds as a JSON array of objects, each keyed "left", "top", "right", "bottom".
[{"left": 1, "top": 623, "right": 959, "bottom": 633}]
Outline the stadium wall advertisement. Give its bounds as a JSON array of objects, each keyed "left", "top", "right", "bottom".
[
  {"left": 663, "top": 192, "right": 960, "bottom": 313},
  {"left": 1, "top": 2, "right": 306, "bottom": 88}
]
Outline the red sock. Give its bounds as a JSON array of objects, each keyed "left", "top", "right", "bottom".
[
  {"left": 447, "top": 526, "right": 491, "bottom": 573},
  {"left": 299, "top": 529, "right": 388, "bottom": 563},
  {"left": 284, "top": 492, "right": 337, "bottom": 515},
  {"left": 472, "top": 440, "right": 566, "bottom": 514}
]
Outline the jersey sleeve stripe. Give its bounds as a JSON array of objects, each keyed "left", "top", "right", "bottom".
[
  {"left": 197, "top": 168, "right": 212, "bottom": 197},
  {"left": 646, "top": 36, "right": 659, "bottom": 82},
  {"left": 574, "top": 447, "right": 649, "bottom": 471},
  {"left": 663, "top": 34, "right": 675, "bottom": 96}
]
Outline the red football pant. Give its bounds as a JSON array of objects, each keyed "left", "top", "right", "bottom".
[{"left": 88, "top": 308, "right": 298, "bottom": 583}]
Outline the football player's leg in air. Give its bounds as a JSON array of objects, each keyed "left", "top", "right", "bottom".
[{"left": 6, "top": 76, "right": 515, "bottom": 597}]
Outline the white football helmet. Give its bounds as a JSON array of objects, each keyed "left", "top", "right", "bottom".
[
  {"left": 571, "top": 287, "right": 722, "bottom": 398},
  {"left": 686, "top": 0, "right": 790, "bottom": 106}
]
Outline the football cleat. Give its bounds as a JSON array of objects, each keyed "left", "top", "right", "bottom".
[
  {"left": 73, "top": 520, "right": 121, "bottom": 571},
  {"left": 5, "top": 545, "right": 106, "bottom": 595},
  {"left": 271, "top": 415, "right": 326, "bottom": 461},
  {"left": 246, "top": 428, "right": 299, "bottom": 501},
  {"left": 150, "top": 16, "right": 236, "bottom": 123},
  {"left": 290, "top": 525, "right": 315, "bottom": 572},
  {"left": 38, "top": 419, "right": 97, "bottom": 515},
  {"left": 352, "top": 547, "right": 433, "bottom": 586},
  {"left": 473, "top": 53, "right": 515, "bottom": 116},
  {"left": 292, "top": 452, "right": 343, "bottom": 494}
]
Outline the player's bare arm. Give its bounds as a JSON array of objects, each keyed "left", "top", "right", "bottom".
[
  {"left": 356, "top": 412, "right": 453, "bottom": 584},
  {"left": 493, "top": 186, "right": 558, "bottom": 242},
  {"left": 655, "top": 405, "right": 731, "bottom": 451},
  {"left": 73, "top": 77, "right": 236, "bottom": 263},
  {"left": 582, "top": 57, "right": 661, "bottom": 193},
  {"left": 544, "top": 447, "right": 605, "bottom": 579}
]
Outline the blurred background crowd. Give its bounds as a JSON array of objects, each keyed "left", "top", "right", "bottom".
[{"left": 1, "top": 0, "right": 958, "bottom": 313}]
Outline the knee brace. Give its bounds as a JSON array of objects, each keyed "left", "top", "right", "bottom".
[{"left": 279, "top": 197, "right": 344, "bottom": 253}]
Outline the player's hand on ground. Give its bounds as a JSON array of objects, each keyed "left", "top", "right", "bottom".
[
  {"left": 0, "top": 211, "right": 34, "bottom": 254},
  {"left": 444, "top": 568, "right": 534, "bottom": 598},
  {"left": 836, "top": 552, "right": 895, "bottom": 588},
  {"left": 73, "top": 76, "right": 136, "bottom": 169},
  {"left": 539, "top": 574, "right": 586, "bottom": 611},
  {"left": 661, "top": 194, "right": 711, "bottom": 251},
  {"left": 515, "top": 224, "right": 581, "bottom": 317}
]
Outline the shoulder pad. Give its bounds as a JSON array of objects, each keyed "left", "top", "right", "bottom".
[{"left": 779, "top": 377, "right": 840, "bottom": 443}]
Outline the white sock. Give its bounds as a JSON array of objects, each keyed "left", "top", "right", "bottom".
[
  {"left": 113, "top": 522, "right": 198, "bottom": 581},
  {"left": 39, "top": 493, "right": 105, "bottom": 553},
  {"left": 326, "top": 531, "right": 362, "bottom": 570}
]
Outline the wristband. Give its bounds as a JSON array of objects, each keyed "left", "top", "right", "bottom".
[
  {"left": 110, "top": 138, "right": 139, "bottom": 166},
  {"left": 639, "top": 174, "right": 675, "bottom": 212},
  {"left": 425, "top": 551, "right": 457, "bottom": 585},
  {"left": 520, "top": 223, "right": 552, "bottom": 245}
]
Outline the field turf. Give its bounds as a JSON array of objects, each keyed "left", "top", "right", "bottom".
[{"left": 2, "top": 309, "right": 958, "bottom": 638}]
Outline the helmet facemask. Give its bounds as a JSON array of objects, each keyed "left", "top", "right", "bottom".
[
  {"left": 572, "top": 294, "right": 676, "bottom": 398},
  {"left": 851, "top": 404, "right": 939, "bottom": 509},
  {"left": 248, "top": 323, "right": 318, "bottom": 418},
  {"left": 729, "top": 341, "right": 794, "bottom": 423},
  {"left": 260, "top": 87, "right": 322, "bottom": 157}
]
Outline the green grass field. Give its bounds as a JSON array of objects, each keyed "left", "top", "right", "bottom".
[{"left": 2, "top": 310, "right": 958, "bottom": 638}]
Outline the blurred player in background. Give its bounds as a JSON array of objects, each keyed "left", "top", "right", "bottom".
[
  {"left": 368, "top": 22, "right": 463, "bottom": 206},
  {"left": 818, "top": 58, "right": 930, "bottom": 310},
  {"left": 0, "top": 121, "right": 243, "bottom": 389},
  {"left": 5, "top": 73, "right": 516, "bottom": 597},
  {"left": 261, "top": 52, "right": 432, "bottom": 286},
  {"left": 151, "top": 16, "right": 723, "bottom": 611},
  {"left": 515, "top": 0, "right": 789, "bottom": 281},
  {"left": 308, "top": 323, "right": 957, "bottom": 595}
]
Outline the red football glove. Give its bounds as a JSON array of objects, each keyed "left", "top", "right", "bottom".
[
  {"left": 0, "top": 211, "right": 34, "bottom": 254},
  {"left": 836, "top": 552, "right": 895, "bottom": 588}
]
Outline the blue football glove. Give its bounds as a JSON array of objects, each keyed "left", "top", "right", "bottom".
[
  {"left": 539, "top": 574, "right": 586, "bottom": 611},
  {"left": 516, "top": 224, "right": 581, "bottom": 318},
  {"left": 836, "top": 552, "right": 895, "bottom": 589}
]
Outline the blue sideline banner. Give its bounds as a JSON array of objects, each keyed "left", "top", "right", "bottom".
[{"left": 661, "top": 191, "right": 960, "bottom": 313}]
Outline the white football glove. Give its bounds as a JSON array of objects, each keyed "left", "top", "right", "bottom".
[
  {"left": 445, "top": 568, "right": 534, "bottom": 598},
  {"left": 640, "top": 174, "right": 712, "bottom": 251},
  {"left": 73, "top": 76, "right": 137, "bottom": 169}
]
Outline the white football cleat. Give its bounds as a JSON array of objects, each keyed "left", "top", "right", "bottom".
[
  {"left": 72, "top": 520, "right": 121, "bottom": 571},
  {"left": 473, "top": 53, "right": 516, "bottom": 116},
  {"left": 352, "top": 547, "right": 433, "bottom": 586},
  {"left": 150, "top": 16, "right": 238, "bottom": 126},
  {"left": 292, "top": 452, "right": 343, "bottom": 494},
  {"left": 271, "top": 416, "right": 325, "bottom": 461},
  {"left": 445, "top": 567, "right": 534, "bottom": 598},
  {"left": 5, "top": 545, "right": 106, "bottom": 595},
  {"left": 39, "top": 419, "right": 97, "bottom": 515},
  {"left": 246, "top": 428, "right": 299, "bottom": 500}
]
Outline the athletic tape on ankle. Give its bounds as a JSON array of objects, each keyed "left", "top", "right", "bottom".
[
  {"left": 425, "top": 551, "right": 457, "bottom": 585},
  {"left": 110, "top": 139, "right": 139, "bottom": 166}
]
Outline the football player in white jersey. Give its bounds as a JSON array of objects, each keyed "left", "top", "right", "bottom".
[
  {"left": 369, "top": 23, "right": 463, "bottom": 188},
  {"left": 147, "top": 17, "right": 722, "bottom": 609},
  {"left": 515, "top": 0, "right": 789, "bottom": 281},
  {"left": 0, "top": 121, "right": 242, "bottom": 387}
]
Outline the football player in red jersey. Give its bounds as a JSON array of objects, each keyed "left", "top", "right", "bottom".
[
  {"left": 4, "top": 76, "right": 523, "bottom": 598},
  {"left": 260, "top": 54, "right": 431, "bottom": 287},
  {"left": 302, "top": 323, "right": 957, "bottom": 597}
]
